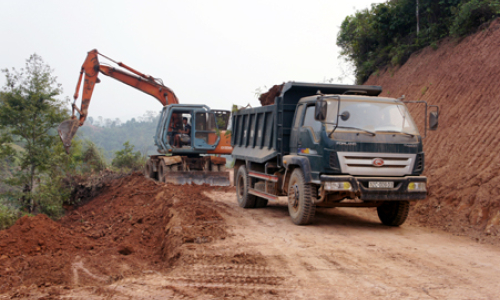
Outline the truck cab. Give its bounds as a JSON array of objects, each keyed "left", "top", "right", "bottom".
[
  {"left": 290, "top": 94, "right": 426, "bottom": 199},
  {"left": 231, "top": 82, "right": 438, "bottom": 226}
]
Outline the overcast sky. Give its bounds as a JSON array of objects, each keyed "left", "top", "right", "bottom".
[{"left": 0, "top": 0, "right": 385, "bottom": 122}]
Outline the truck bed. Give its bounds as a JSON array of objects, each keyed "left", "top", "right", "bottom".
[{"left": 231, "top": 82, "right": 382, "bottom": 166}]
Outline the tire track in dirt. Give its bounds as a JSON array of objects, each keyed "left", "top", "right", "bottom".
[{"left": 199, "top": 190, "right": 500, "bottom": 300}]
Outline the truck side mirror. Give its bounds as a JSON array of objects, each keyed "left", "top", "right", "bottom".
[
  {"left": 315, "top": 99, "right": 327, "bottom": 121},
  {"left": 429, "top": 111, "right": 438, "bottom": 130}
]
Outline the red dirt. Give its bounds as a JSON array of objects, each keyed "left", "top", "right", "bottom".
[
  {"left": 0, "top": 173, "right": 228, "bottom": 293},
  {"left": 365, "top": 19, "right": 500, "bottom": 243},
  {"left": 259, "top": 84, "right": 284, "bottom": 106}
]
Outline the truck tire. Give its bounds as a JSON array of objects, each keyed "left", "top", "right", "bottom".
[
  {"left": 377, "top": 201, "right": 410, "bottom": 226},
  {"left": 236, "top": 165, "right": 256, "bottom": 208},
  {"left": 145, "top": 159, "right": 157, "bottom": 180},
  {"left": 253, "top": 182, "right": 269, "bottom": 208},
  {"left": 287, "top": 168, "right": 316, "bottom": 225},
  {"left": 158, "top": 160, "right": 170, "bottom": 183}
]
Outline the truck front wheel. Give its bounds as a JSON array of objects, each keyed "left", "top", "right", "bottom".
[
  {"left": 287, "top": 168, "right": 316, "bottom": 225},
  {"left": 377, "top": 201, "right": 410, "bottom": 226},
  {"left": 236, "top": 165, "right": 256, "bottom": 208}
]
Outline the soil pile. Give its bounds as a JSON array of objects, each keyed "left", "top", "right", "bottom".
[
  {"left": 365, "top": 19, "right": 500, "bottom": 241},
  {"left": 259, "top": 84, "right": 284, "bottom": 106},
  {"left": 0, "top": 173, "right": 227, "bottom": 292}
]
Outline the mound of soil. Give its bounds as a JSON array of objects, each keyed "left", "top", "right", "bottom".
[
  {"left": 0, "top": 173, "right": 228, "bottom": 292},
  {"left": 259, "top": 84, "right": 284, "bottom": 106},
  {"left": 365, "top": 19, "right": 500, "bottom": 242}
]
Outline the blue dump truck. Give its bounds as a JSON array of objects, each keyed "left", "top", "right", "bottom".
[{"left": 231, "top": 82, "right": 438, "bottom": 226}]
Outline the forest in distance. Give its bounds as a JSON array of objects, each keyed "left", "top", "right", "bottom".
[{"left": 77, "top": 111, "right": 161, "bottom": 162}]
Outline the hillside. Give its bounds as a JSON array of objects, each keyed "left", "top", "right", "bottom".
[
  {"left": 77, "top": 113, "right": 160, "bottom": 161},
  {"left": 365, "top": 19, "right": 500, "bottom": 241}
]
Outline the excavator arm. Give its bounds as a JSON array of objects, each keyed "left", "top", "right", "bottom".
[{"left": 58, "top": 49, "right": 179, "bottom": 153}]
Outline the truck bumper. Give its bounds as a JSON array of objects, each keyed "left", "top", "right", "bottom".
[{"left": 319, "top": 175, "right": 427, "bottom": 201}]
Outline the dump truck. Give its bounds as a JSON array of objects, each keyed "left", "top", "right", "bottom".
[{"left": 231, "top": 82, "right": 438, "bottom": 226}]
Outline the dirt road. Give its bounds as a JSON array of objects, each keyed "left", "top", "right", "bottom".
[
  {"left": 62, "top": 190, "right": 500, "bottom": 299},
  {"left": 2, "top": 179, "right": 499, "bottom": 299},
  {"left": 208, "top": 191, "right": 500, "bottom": 299}
]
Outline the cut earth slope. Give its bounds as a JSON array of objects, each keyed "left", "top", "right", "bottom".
[{"left": 365, "top": 19, "right": 500, "bottom": 242}]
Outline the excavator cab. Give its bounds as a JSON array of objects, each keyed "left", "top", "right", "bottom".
[{"left": 156, "top": 105, "right": 225, "bottom": 153}]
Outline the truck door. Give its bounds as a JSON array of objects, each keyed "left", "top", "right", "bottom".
[
  {"left": 290, "top": 104, "right": 305, "bottom": 154},
  {"left": 193, "top": 111, "right": 219, "bottom": 150},
  {"left": 298, "top": 105, "right": 323, "bottom": 174}
]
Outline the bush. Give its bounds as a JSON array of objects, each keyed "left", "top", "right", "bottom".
[
  {"left": 82, "top": 141, "right": 107, "bottom": 173},
  {"left": 111, "top": 141, "right": 144, "bottom": 171},
  {"left": 0, "top": 204, "right": 20, "bottom": 230},
  {"left": 35, "top": 175, "right": 70, "bottom": 219},
  {"left": 450, "top": 0, "right": 500, "bottom": 36}
]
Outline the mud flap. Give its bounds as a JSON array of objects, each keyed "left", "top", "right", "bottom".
[
  {"left": 164, "top": 171, "right": 230, "bottom": 186},
  {"left": 58, "top": 119, "right": 80, "bottom": 154}
]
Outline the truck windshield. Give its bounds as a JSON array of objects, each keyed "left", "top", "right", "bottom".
[{"left": 325, "top": 99, "right": 419, "bottom": 136}]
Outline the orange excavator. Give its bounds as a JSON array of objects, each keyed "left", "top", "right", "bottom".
[{"left": 58, "top": 49, "right": 232, "bottom": 186}]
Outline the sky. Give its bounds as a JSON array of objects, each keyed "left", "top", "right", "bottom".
[{"left": 0, "top": 0, "right": 386, "bottom": 122}]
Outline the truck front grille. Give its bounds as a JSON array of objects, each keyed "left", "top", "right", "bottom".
[{"left": 337, "top": 152, "right": 417, "bottom": 176}]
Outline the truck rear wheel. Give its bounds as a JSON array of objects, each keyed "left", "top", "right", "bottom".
[
  {"left": 377, "top": 201, "right": 410, "bottom": 226},
  {"left": 236, "top": 165, "right": 256, "bottom": 208},
  {"left": 287, "top": 168, "right": 316, "bottom": 225}
]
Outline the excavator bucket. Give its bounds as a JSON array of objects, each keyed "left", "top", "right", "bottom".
[
  {"left": 57, "top": 118, "right": 80, "bottom": 154},
  {"left": 164, "top": 171, "right": 230, "bottom": 186}
]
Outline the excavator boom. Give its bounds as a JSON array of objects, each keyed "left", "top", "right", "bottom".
[
  {"left": 58, "top": 49, "right": 232, "bottom": 187},
  {"left": 58, "top": 49, "right": 179, "bottom": 153}
]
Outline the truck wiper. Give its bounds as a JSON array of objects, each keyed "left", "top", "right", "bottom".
[
  {"left": 328, "top": 126, "right": 376, "bottom": 137},
  {"left": 375, "top": 130, "right": 415, "bottom": 137}
]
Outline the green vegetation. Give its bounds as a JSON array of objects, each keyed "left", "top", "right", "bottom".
[
  {"left": 0, "top": 55, "right": 119, "bottom": 229},
  {"left": 450, "top": 0, "right": 500, "bottom": 36},
  {"left": 78, "top": 111, "right": 160, "bottom": 162},
  {"left": 337, "top": 0, "right": 500, "bottom": 83},
  {"left": 0, "top": 204, "right": 20, "bottom": 230},
  {"left": 111, "top": 141, "right": 145, "bottom": 171},
  {"left": 81, "top": 140, "right": 107, "bottom": 173},
  {"left": 0, "top": 54, "right": 69, "bottom": 212}
]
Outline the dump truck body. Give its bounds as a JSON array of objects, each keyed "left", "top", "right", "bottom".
[{"left": 231, "top": 82, "right": 438, "bottom": 225}]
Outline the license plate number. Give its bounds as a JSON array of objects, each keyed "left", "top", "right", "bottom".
[{"left": 369, "top": 181, "right": 394, "bottom": 189}]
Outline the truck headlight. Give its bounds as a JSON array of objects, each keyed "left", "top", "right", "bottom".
[
  {"left": 408, "top": 182, "right": 426, "bottom": 192},
  {"left": 324, "top": 181, "right": 352, "bottom": 191}
]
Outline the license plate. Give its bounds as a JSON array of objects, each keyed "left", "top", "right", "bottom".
[{"left": 369, "top": 181, "right": 394, "bottom": 189}]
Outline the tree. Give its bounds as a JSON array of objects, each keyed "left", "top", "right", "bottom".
[
  {"left": 0, "top": 54, "right": 69, "bottom": 212},
  {"left": 111, "top": 141, "right": 144, "bottom": 171}
]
